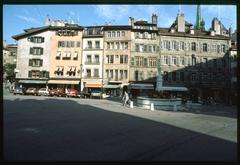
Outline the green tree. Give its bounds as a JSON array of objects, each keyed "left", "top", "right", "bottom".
[{"left": 3, "top": 63, "right": 16, "bottom": 83}]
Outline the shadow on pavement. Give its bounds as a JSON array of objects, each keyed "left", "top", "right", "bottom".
[{"left": 3, "top": 98, "right": 237, "bottom": 161}]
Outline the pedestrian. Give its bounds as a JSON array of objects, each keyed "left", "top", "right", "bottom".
[{"left": 123, "top": 91, "right": 130, "bottom": 107}]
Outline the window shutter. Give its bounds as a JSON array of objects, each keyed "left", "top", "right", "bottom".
[
  {"left": 40, "top": 71, "right": 43, "bottom": 78},
  {"left": 42, "top": 37, "right": 45, "bottom": 43},
  {"left": 29, "top": 59, "right": 33, "bottom": 66},
  {"left": 40, "top": 60, "right": 43, "bottom": 66},
  {"left": 40, "top": 48, "right": 43, "bottom": 55},
  {"left": 30, "top": 48, "right": 33, "bottom": 54},
  {"left": 28, "top": 71, "right": 32, "bottom": 77}
]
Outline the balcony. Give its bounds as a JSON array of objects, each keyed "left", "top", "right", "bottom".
[{"left": 85, "top": 61, "right": 100, "bottom": 65}]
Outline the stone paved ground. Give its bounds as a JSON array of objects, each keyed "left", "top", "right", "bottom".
[{"left": 3, "top": 94, "right": 237, "bottom": 161}]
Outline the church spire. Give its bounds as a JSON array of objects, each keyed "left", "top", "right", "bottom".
[{"left": 195, "top": 5, "right": 205, "bottom": 30}]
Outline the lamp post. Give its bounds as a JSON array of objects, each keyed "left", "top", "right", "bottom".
[{"left": 79, "top": 64, "right": 83, "bottom": 92}]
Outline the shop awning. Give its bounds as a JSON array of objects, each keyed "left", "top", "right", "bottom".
[
  {"left": 18, "top": 80, "right": 47, "bottom": 84},
  {"left": 103, "top": 84, "right": 120, "bottom": 89},
  {"left": 129, "top": 83, "right": 154, "bottom": 90},
  {"left": 85, "top": 83, "right": 102, "bottom": 88},
  {"left": 48, "top": 80, "right": 79, "bottom": 84},
  {"left": 156, "top": 86, "right": 188, "bottom": 92}
]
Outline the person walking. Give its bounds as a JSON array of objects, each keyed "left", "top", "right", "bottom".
[{"left": 122, "top": 91, "right": 130, "bottom": 107}]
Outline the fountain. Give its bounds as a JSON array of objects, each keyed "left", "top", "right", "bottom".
[{"left": 136, "top": 63, "right": 188, "bottom": 111}]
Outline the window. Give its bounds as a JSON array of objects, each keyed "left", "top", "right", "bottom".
[
  {"left": 87, "top": 55, "right": 92, "bottom": 64},
  {"left": 110, "top": 70, "right": 113, "bottom": 78},
  {"left": 86, "top": 69, "right": 91, "bottom": 77},
  {"left": 172, "top": 41, "right": 177, "bottom": 50},
  {"left": 135, "top": 32, "right": 140, "bottom": 38},
  {"left": 180, "top": 57, "right": 184, "bottom": 65},
  {"left": 172, "top": 56, "right": 177, "bottom": 65},
  {"left": 144, "top": 45, "right": 147, "bottom": 52},
  {"left": 107, "top": 42, "right": 110, "bottom": 49},
  {"left": 111, "top": 42, "right": 114, "bottom": 49},
  {"left": 117, "top": 31, "right": 120, "bottom": 37},
  {"left": 77, "top": 41, "right": 80, "bottom": 48},
  {"left": 135, "top": 70, "right": 139, "bottom": 81},
  {"left": 108, "top": 32, "right": 111, "bottom": 37},
  {"left": 120, "top": 70, "right": 123, "bottom": 80},
  {"left": 203, "top": 43, "right": 208, "bottom": 52},
  {"left": 149, "top": 58, "right": 156, "bottom": 67},
  {"left": 221, "top": 44, "right": 226, "bottom": 53},
  {"left": 120, "top": 55, "right": 124, "bottom": 64},
  {"left": 124, "top": 55, "right": 128, "bottom": 64},
  {"left": 94, "top": 55, "right": 99, "bottom": 64},
  {"left": 55, "top": 66, "right": 64, "bottom": 76},
  {"left": 192, "top": 56, "right": 196, "bottom": 66},
  {"left": 191, "top": 42, "right": 196, "bottom": 51},
  {"left": 94, "top": 69, "right": 99, "bottom": 77},
  {"left": 73, "top": 51, "right": 78, "bottom": 60},
  {"left": 164, "top": 56, "right": 168, "bottom": 64},
  {"left": 112, "top": 31, "right": 116, "bottom": 37},
  {"left": 135, "top": 44, "right": 140, "bottom": 52},
  {"left": 106, "top": 70, "right": 109, "bottom": 78},
  {"left": 124, "top": 42, "right": 128, "bottom": 49},
  {"left": 88, "top": 29, "right": 93, "bottom": 35},
  {"left": 135, "top": 57, "right": 143, "bottom": 67},
  {"left": 116, "top": 42, "right": 120, "bottom": 49},
  {"left": 217, "top": 45, "right": 221, "bottom": 53},
  {"left": 115, "top": 70, "right": 118, "bottom": 80},
  {"left": 122, "top": 31, "right": 125, "bottom": 37},
  {"left": 95, "top": 41, "right": 100, "bottom": 49},
  {"left": 28, "top": 36, "right": 44, "bottom": 43},
  {"left": 131, "top": 57, "right": 135, "bottom": 66},
  {"left": 144, "top": 58, "right": 148, "bottom": 67},
  {"left": 71, "top": 41, "right": 75, "bottom": 47},
  {"left": 191, "top": 73, "right": 197, "bottom": 81},
  {"left": 29, "top": 47, "right": 43, "bottom": 55},
  {"left": 68, "top": 67, "right": 76, "bottom": 77},
  {"left": 212, "top": 44, "right": 216, "bottom": 52},
  {"left": 124, "top": 70, "right": 128, "bottom": 79},
  {"left": 180, "top": 41, "right": 185, "bottom": 50},
  {"left": 110, "top": 55, "right": 114, "bottom": 64},
  {"left": 29, "top": 59, "right": 43, "bottom": 67},
  {"left": 87, "top": 41, "right": 92, "bottom": 49}
]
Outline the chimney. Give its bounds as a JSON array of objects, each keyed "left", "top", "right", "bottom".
[
  {"left": 152, "top": 14, "right": 158, "bottom": 25},
  {"left": 212, "top": 17, "right": 220, "bottom": 35},
  {"left": 177, "top": 13, "right": 185, "bottom": 32},
  {"left": 129, "top": 17, "right": 134, "bottom": 27}
]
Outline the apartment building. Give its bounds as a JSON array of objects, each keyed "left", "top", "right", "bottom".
[
  {"left": 128, "top": 14, "right": 160, "bottom": 96},
  {"left": 12, "top": 26, "right": 53, "bottom": 88},
  {"left": 47, "top": 23, "right": 83, "bottom": 90},
  {"left": 159, "top": 13, "right": 230, "bottom": 102},
  {"left": 81, "top": 26, "right": 104, "bottom": 93},
  {"left": 103, "top": 25, "right": 131, "bottom": 96}
]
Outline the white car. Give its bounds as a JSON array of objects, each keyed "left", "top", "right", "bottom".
[{"left": 38, "top": 88, "right": 49, "bottom": 96}]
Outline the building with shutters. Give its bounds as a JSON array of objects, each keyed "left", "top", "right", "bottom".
[
  {"left": 103, "top": 25, "right": 132, "bottom": 96},
  {"left": 81, "top": 26, "right": 104, "bottom": 93}
]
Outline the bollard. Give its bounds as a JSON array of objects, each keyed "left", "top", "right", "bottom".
[
  {"left": 150, "top": 103, "right": 154, "bottom": 111},
  {"left": 173, "top": 105, "right": 177, "bottom": 111},
  {"left": 130, "top": 101, "right": 133, "bottom": 108}
]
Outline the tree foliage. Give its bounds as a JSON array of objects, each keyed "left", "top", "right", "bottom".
[{"left": 3, "top": 63, "right": 16, "bottom": 83}]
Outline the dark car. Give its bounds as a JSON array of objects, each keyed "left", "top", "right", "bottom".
[
  {"left": 25, "top": 87, "right": 39, "bottom": 96},
  {"left": 49, "top": 88, "right": 66, "bottom": 97},
  {"left": 78, "top": 92, "right": 91, "bottom": 98},
  {"left": 13, "top": 87, "right": 25, "bottom": 95},
  {"left": 66, "top": 89, "right": 79, "bottom": 98}
]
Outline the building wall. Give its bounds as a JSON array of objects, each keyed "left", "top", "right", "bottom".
[
  {"left": 103, "top": 29, "right": 131, "bottom": 85},
  {"left": 15, "top": 31, "right": 53, "bottom": 79},
  {"left": 82, "top": 37, "right": 104, "bottom": 86},
  {"left": 49, "top": 30, "right": 83, "bottom": 81}
]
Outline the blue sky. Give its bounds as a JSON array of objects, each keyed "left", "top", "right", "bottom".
[{"left": 3, "top": 5, "right": 237, "bottom": 44}]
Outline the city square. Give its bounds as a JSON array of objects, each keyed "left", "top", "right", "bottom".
[
  {"left": 3, "top": 4, "right": 238, "bottom": 161},
  {"left": 3, "top": 91, "right": 237, "bottom": 160}
]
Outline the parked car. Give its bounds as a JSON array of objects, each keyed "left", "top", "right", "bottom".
[
  {"left": 25, "top": 87, "right": 39, "bottom": 96},
  {"left": 66, "top": 89, "right": 79, "bottom": 98},
  {"left": 49, "top": 88, "right": 66, "bottom": 97},
  {"left": 91, "top": 90, "right": 102, "bottom": 98},
  {"left": 78, "top": 92, "right": 91, "bottom": 98},
  {"left": 13, "top": 87, "right": 25, "bottom": 95},
  {"left": 102, "top": 93, "right": 110, "bottom": 99},
  {"left": 38, "top": 88, "right": 49, "bottom": 96}
]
